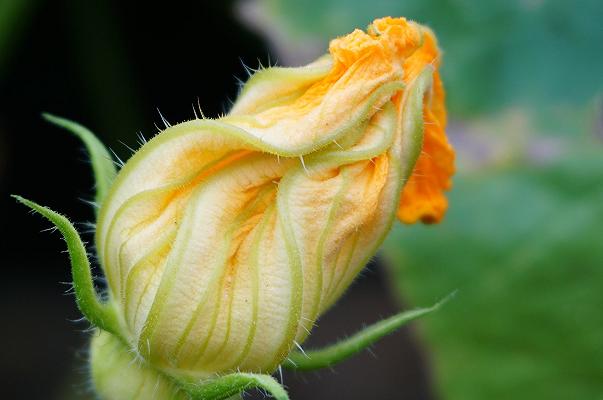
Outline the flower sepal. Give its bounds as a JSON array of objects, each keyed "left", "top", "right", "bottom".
[{"left": 91, "top": 330, "right": 290, "bottom": 400}]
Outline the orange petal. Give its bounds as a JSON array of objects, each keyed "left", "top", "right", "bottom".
[{"left": 398, "top": 70, "right": 455, "bottom": 224}]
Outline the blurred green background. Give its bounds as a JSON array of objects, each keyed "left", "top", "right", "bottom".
[
  {"left": 239, "top": 0, "right": 603, "bottom": 400},
  {"left": 1, "top": 0, "right": 601, "bottom": 399},
  {"left": 238, "top": 0, "right": 603, "bottom": 398}
]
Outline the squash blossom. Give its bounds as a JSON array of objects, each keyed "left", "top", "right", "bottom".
[{"left": 17, "top": 16, "right": 454, "bottom": 400}]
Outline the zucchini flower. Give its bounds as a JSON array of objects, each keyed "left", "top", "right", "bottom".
[{"left": 16, "top": 16, "right": 454, "bottom": 400}]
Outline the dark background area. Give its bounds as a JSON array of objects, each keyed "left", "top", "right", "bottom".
[{"left": 0, "top": 1, "right": 434, "bottom": 399}]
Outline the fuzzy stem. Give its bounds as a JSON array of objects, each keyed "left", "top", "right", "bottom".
[
  {"left": 13, "top": 195, "right": 122, "bottom": 337},
  {"left": 283, "top": 292, "right": 455, "bottom": 371}
]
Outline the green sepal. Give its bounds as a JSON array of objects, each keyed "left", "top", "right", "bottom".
[
  {"left": 91, "top": 329, "right": 285, "bottom": 400},
  {"left": 283, "top": 292, "right": 456, "bottom": 371},
  {"left": 12, "top": 195, "right": 122, "bottom": 338},
  {"left": 181, "top": 372, "right": 289, "bottom": 400},
  {"left": 42, "top": 113, "right": 117, "bottom": 209}
]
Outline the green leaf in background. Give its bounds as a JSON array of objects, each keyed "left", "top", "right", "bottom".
[
  {"left": 248, "top": 0, "right": 603, "bottom": 121},
  {"left": 382, "top": 153, "right": 603, "bottom": 399}
]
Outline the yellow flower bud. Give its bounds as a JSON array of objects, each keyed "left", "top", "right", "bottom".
[{"left": 93, "top": 16, "right": 454, "bottom": 381}]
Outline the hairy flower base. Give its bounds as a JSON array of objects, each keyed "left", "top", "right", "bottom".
[
  {"left": 90, "top": 331, "right": 292, "bottom": 400},
  {"left": 91, "top": 331, "right": 189, "bottom": 400}
]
